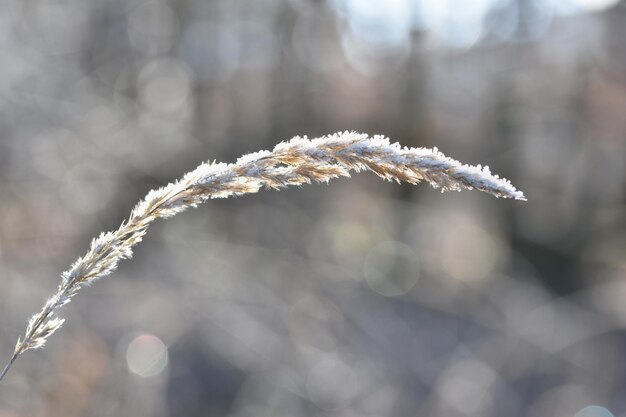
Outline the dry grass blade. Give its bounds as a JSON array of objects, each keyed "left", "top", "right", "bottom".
[{"left": 0, "top": 131, "right": 525, "bottom": 381}]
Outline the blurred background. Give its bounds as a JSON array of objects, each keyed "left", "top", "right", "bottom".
[{"left": 0, "top": 0, "right": 625, "bottom": 416}]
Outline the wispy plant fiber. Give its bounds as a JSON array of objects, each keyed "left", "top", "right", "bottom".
[{"left": 0, "top": 131, "right": 524, "bottom": 381}]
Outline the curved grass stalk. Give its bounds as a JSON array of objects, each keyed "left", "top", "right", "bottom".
[{"left": 0, "top": 131, "right": 525, "bottom": 381}]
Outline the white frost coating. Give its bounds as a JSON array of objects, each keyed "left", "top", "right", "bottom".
[{"left": 2, "top": 131, "right": 525, "bottom": 383}]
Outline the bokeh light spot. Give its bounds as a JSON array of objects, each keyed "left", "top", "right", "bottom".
[
  {"left": 331, "top": 0, "right": 412, "bottom": 47},
  {"left": 570, "top": 0, "right": 619, "bottom": 11},
  {"left": 415, "top": 0, "right": 492, "bottom": 49},
  {"left": 574, "top": 405, "right": 615, "bottom": 417},
  {"left": 363, "top": 241, "right": 419, "bottom": 297},
  {"left": 306, "top": 356, "right": 358, "bottom": 410},
  {"left": 331, "top": 0, "right": 411, "bottom": 75},
  {"left": 138, "top": 59, "right": 192, "bottom": 114},
  {"left": 126, "top": 334, "right": 169, "bottom": 378},
  {"left": 437, "top": 359, "right": 496, "bottom": 414}
]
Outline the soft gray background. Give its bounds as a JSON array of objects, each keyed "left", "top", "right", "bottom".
[{"left": 0, "top": 0, "right": 625, "bottom": 416}]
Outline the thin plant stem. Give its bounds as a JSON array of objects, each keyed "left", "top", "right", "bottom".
[{"left": 0, "top": 131, "right": 525, "bottom": 381}]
